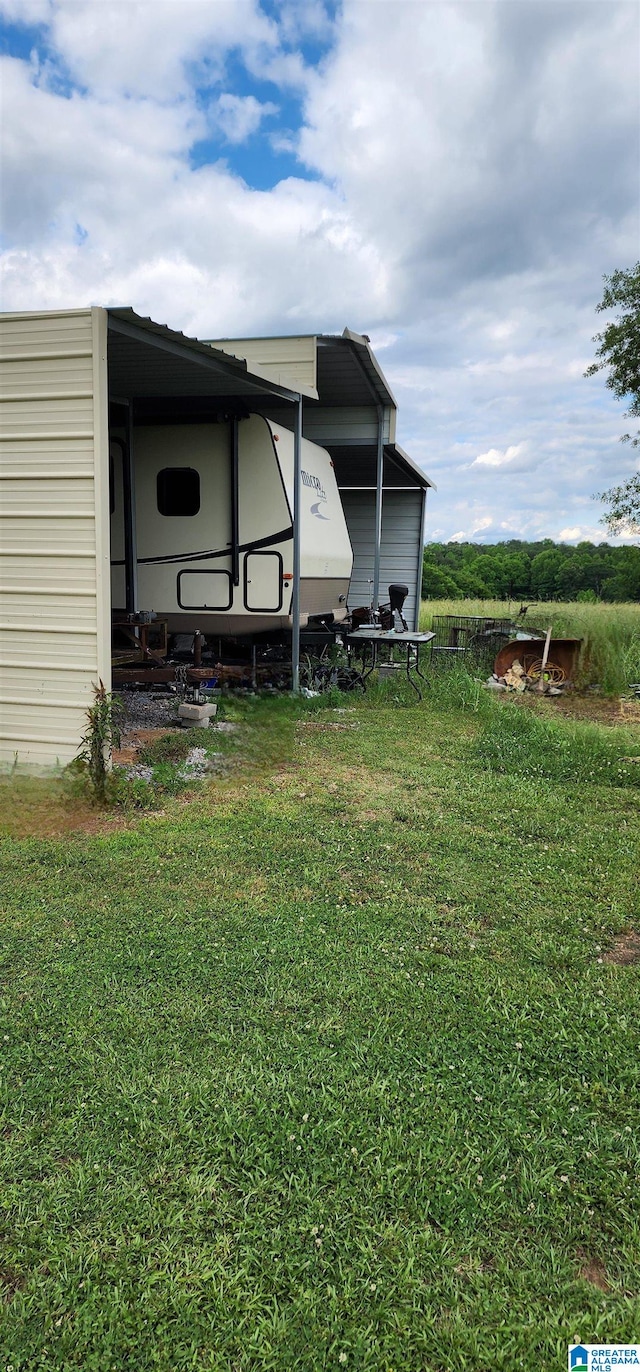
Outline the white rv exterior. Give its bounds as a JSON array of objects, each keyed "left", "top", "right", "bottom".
[{"left": 111, "top": 415, "right": 353, "bottom": 635}]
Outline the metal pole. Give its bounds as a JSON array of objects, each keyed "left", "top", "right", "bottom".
[
  {"left": 230, "top": 416, "right": 240, "bottom": 587},
  {"left": 373, "top": 405, "right": 384, "bottom": 609},
  {"left": 291, "top": 395, "right": 303, "bottom": 694},
  {"left": 415, "top": 486, "right": 427, "bottom": 630},
  {"left": 122, "top": 403, "right": 138, "bottom": 614}
]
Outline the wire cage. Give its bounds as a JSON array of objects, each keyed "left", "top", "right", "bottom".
[{"left": 429, "top": 614, "right": 516, "bottom": 672}]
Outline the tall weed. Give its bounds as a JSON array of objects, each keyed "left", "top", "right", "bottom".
[{"left": 423, "top": 666, "right": 491, "bottom": 715}]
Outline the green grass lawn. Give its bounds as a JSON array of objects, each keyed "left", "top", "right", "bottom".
[{"left": 1, "top": 690, "right": 639, "bottom": 1370}]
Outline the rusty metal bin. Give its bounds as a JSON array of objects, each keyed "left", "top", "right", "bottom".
[{"left": 494, "top": 638, "right": 583, "bottom": 685}]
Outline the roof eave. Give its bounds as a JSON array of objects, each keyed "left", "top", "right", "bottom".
[
  {"left": 107, "top": 308, "right": 302, "bottom": 404},
  {"left": 391, "top": 443, "right": 437, "bottom": 490}
]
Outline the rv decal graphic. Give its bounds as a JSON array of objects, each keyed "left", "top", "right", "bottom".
[
  {"left": 310, "top": 501, "right": 330, "bottom": 521},
  {"left": 302, "top": 470, "right": 327, "bottom": 502},
  {"left": 110, "top": 526, "right": 294, "bottom": 568}
]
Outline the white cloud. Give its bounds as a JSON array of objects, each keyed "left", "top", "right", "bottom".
[
  {"left": 0, "top": 0, "right": 51, "bottom": 20},
  {"left": 46, "top": 0, "right": 278, "bottom": 99},
  {"left": 214, "top": 93, "right": 278, "bottom": 144},
  {"left": 276, "top": 0, "right": 335, "bottom": 47},
  {"left": 558, "top": 526, "right": 587, "bottom": 541},
  {"left": 1, "top": 0, "right": 638, "bottom": 544},
  {"left": 471, "top": 444, "right": 526, "bottom": 469}
]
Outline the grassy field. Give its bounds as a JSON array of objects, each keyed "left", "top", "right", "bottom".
[
  {"left": 419, "top": 598, "right": 640, "bottom": 694},
  {"left": 1, "top": 683, "right": 639, "bottom": 1370}
]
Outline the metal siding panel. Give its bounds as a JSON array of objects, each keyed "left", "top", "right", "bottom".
[
  {"left": 341, "top": 491, "right": 375, "bottom": 609},
  {"left": 90, "top": 307, "right": 111, "bottom": 692},
  {"left": 0, "top": 477, "right": 95, "bottom": 515},
  {"left": 0, "top": 628, "right": 98, "bottom": 668},
  {"left": 0, "top": 555, "right": 96, "bottom": 594},
  {"left": 0, "top": 309, "right": 106, "bottom": 771},
  {"left": 341, "top": 490, "right": 423, "bottom": 625},
  {"left": 0, "top": 665, "right": 98, "bottom": 707},
  {"left": 0, "top": 591, "right": 98, "bottom": 628},
  {"left": 302, "top": 408, "right": 379, "bottom": 445},
  {"left": 0, "top": 312, "right": 95, "bottom": 357},
  {"left": 0, "top": 515, "right": 98, "bottom": 552},
  {"left": 0, "top": 396, "right": 93, "bottom": 436},
  {"left": 0, "top": 701, "right": 90, "bottom": 742},
  {"left": 0, "top": 737, "right": 87, "bottom": 770},
  {"left": 0, "top": 437, "right": 94, "bottom": 478},
  {"left": 0, "top": 355, "right": 93, "bottom": 397}
]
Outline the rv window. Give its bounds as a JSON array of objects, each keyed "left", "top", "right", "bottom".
[{"left": 157, "top": 467, "right": 200, "bottom": 517}]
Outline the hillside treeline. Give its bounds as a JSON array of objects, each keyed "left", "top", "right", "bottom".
[{"left": 422, "top": 540, "right": 640, "bottom": 602}]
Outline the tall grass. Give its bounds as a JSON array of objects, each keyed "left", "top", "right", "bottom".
[
  {"left": 476, "top": 701, "right": 640, "bottom": 789},
  {"left": 419, "top": 598, "right": 640, "bottom": 693}
]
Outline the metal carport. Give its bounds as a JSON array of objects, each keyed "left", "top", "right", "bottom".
[{"left": 212, "top": 328, "right": 436, "bottom": 629}]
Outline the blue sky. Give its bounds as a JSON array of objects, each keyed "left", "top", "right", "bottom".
[{"left": 1, "top": 0, "right": 639, "bottom": 544}]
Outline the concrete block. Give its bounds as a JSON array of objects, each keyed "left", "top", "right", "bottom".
[{"left": 178, "top": 702, "right": 217, "bottom": 726}]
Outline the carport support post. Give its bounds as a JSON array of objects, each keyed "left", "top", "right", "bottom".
[
  {"left": 373, "top": 406, "right": 384, "bottom": 609},
  {"left": 123, "top": 402, "right": 138, "bottom": 615},
  {"left": 292, "top": 395, "right": 303, "bottom": 694}
]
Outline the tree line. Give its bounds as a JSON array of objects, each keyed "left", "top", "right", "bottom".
[{"left": 422, "top": 540, "right": 640, "bottom": 602}]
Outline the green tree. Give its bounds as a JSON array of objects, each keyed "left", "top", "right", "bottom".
[
  {"left": 603, "top": 545, "right": 640, "bottom": 601},
  {"left": 596, "top": 472, "right": 640, "bottom": 536},
  {"left": 530, "top": 548, "right": 566, "bottom": 599},
  {"left": 586, "top": 262, "right": 640, "bottom": 534},
  {"left": 421, "top": 560, "right": 461, "bottom": 599}
]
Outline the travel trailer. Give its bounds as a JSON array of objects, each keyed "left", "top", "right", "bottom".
[
  {"left": 0, "top": 306, "right": 434, "bottom": 770},
  {"left": 110, "top": 414, "right": 353, "bottom": 637}
]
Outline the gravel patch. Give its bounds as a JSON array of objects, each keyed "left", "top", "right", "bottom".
[
  {"left": 123, "top": 763, "right": 154, "bottom": 782},
  {"left": 116, "top": 688, "right": 182, "bottom": 732}
]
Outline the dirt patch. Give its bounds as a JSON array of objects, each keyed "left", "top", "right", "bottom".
[
  {"left": 602, "top": 930, "right": 640, "bottom": 966},
  {"left": 525, "top": 694, "right": 640, "bottom": 728},
  {"left": 0, "top": 778, "right": 132, "bottom": 841},
  {"left": 454, "top": 1254, "right": 496, "bottom": 1279},
  {"left": 0, "top": 1267, "right": 25, "bottom": 1302},
  {"left": 113, "top": 727, "right": 178, "bottom": 766},
  {"left": 577, "top": 1253, "right": 610, "bottom": 1292}
]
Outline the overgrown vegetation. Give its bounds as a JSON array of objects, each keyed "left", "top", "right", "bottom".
[
  {"left": 1, "top": 680, "right": 639, "bottom": 1369},
  {"left": 420, "top": 597, "right": 640, "bottom": 694},
  {"left": 107, "top": 725, "right": 238, "bottom": 810},
  {"left": 76, "top": 681, "right": 124, "bottom": 802}
]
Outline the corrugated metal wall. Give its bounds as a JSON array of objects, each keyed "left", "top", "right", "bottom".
[
  {"left": 0, "top": 308, "right": 110, "bottom": 770},
  {"left": 264, "top": 406, "right": 393, "bottom": 447},
  {"left": 340, "top": 490, "right": 424, "bottom": 629}
]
